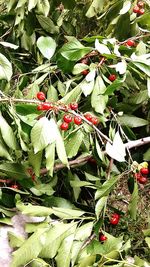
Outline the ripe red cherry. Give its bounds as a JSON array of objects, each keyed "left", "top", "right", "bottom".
[
  {"left": 126, "top": 40, "right": 136, "bottom": 47},
  {"left": 134, "top": 172, "right": 141, "bottom": 181},
  {"left": 42, "top": 102, "right": 53, "bottom": 111},
  {"left": 91, "top": 117, "right": 99, "bottom": 125},
  {"left": 37, "top": 104, "right": 43, "bottom": 111},
  {"left": 84, "top": 113, "right": 92, "bottom": 122},
  {"left": 138, "top": 8, "right": 145, "bottom": 15},
  {"left": 133, "top": 5, "right": 140, "bottom": 13},
  {"left": 110, "top": 217, "right": 119, "bottom": 225},
  {"left": 138, "top": 176, "right": 147, "bottom": 184},
  {"left": 63, "top": 114, "right": 72, "bottom": 123},
  {"left": 140, "top": 168, "right": 149, "bottom": 175},
  {"left": 108, "top": 74, "right": 116, "bottom": 82},
  {"left": 60, "top": 122, "right": 69, "bottom": 131},
  {"left": 81, "top": 69, "right": 89, "bottom": 76},
  {"left": 112, "top": 213, "right": 120, "bottom": 220},
  {"left": 37, "top": 92, "right": 45, "bottom": 101},
  {"left": 137, "top": 1, "right": 144, "bottom": 8},
  {"left": 70, "top": 102, "right": 78, "bottom": 110},
  {"left": 74, "top": 116, "right": 82, "bottom": 125},
  {"left": 99, "top": 234, "right": 107, "bottom": 242},
  {"left": 11, "top": 184, "right": 19, "bottom": 189}
]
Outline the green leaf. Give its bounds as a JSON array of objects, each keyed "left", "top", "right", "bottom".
[
  {"left": 0, "top": 41, "right": 18, "bottom": 49},
  {"left": 95, "top": 196, "right": 108, "bottom": 220},
  {"left": 8, "top": 232, "right": 25, "bottom": 248},
  {"left": 118, "top": 115, "right": 149, "bottom": 127},
  {"left": 30, "top": 183, "right": 55, "bottom": 196},
  {"left": 80, "top": 80, "right": 95, "bottom": 97},
  {"left": 10, "top": 229, "right": 47, "bottom": 267},
  {"left": 91, "top": 76, "right": 108, "bottom": 114},
  {"left": 72, "top": 63, "right": 89, "bottom": 75},
  {"left": 132, "top": 61, "right": 150, "bottom": 77},
  {"left": 36, "top": 0, "right": 50, "bottom": 16},
  {"left": 45, "top": 142, "right": 56, "bottom": 176},
  {"left": 56, "top": 233, "right": 75, "bottom": 267},
  {"left": 0, "top": 137, "right": 12, "bottom": 161},
  {"left": 39, "top": 222, "right": 77, "bottom": 258},
  {"left": 137, "top": 13, "right": 150, "bottom": 31},
  {"left": 61, "top": 85, "right": 82, "bottom": 104},
  {"left": 144, "top": 148, "right": 150, "bottom": 161},
  {"left": 47, "top": 85, "right": 58, "bottom": 102},
  {"left": 0, "top": 163, "right": 29, "bottom": 179},
  {"left": 95, "top": 39, "right": 111, "bottom": 54},
  {"left": 104, "top": 78, "right": 124, "bottom": 95},
  {"left": 106, "top": 131, "right": 126, "bottom": 162},
  {"left": 128, "top": 181, "right": 139, "bottom": 220},
  {"left": 0, "top": 112, "right": 17, "bottom": 150},
  {"left": 70, "top": 180, "right": 95, "bottom": 188},
  {"left": 95, "top": 176, "right": 119, "bottom": 200},
  {"left": 86, "top": 0, "right": 105, "bottom": 18},
  {"left": 0, "top": 53, "right": 12, "bottom": 81},
  {"left": 37, "top": 36, "right": 56, "bottom": 60},
  {"left": 52, "top": 207, "right": 85, "bottom": 219},
  {"left": 16, "top": 202, "right": 53, "bottom": 216},
  {"left": 147, "top": 77, "right": 150, "bottom": 98},
  {"left": 37, "top": 15, "right": 59, "bottom": 34},
  {"left": 60, "top": 38, "right": 92, "bottom": 61},
  {"left": 56, "top": 128, "right": 68, "bottom": 166},
  {"left": 145, "top": 237, "right": 150, "bottom": 248},
  {"left": 28, "top": 150, "right": 42, "bottom": 177},
  {"left": 31, "top": 117, "right": 58, "bottom": 154},
  {"left": 65, "top": 131, "right": 84, "bottom": 158},
  {"left": 28, "top": 0, "right": 38, "bottom": 11},
  {"left": 31, "top": 258, "right": 50, "bottom": 267}
]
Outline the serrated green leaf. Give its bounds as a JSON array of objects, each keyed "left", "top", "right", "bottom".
[
  {"left": 31, "top": 117, "right": 58, "bottom": 154},
  {"left": 95, "top": 176, "right": 119, "bottom": 200},
  {"left": 0, "top": 112, "right": 17, "bottom": 150},
  {"left": 45, "top": 142, "right": 55, "bottom": 176},
  {"left": 28, "top": 149, "right": 42, "bottom": 177},
  {"left": 91, "top": 76, "right": 108, "bottom": 114},
  {"left": 37, "top": 36, "right": 56, "bottom": 60},
  {"left": 95, "top": 196, "right": 108, "bottom": 219},
  {"left": 129, "top": 181, "right": 139, "bottom": 220},
  {"left": 56, "top": 233, "right": 75, "bottom": 267},
  {"left": 37, "top": 15, "right": 59, "bottom": 34},
  {"left": 65, "top": 131, "right": 84, "bottom": 158},
  {"left": 118, "top": 115, "right": 148, "bottom": 127},
  {"left": 16, "top": 201, "right": 53, "bottom": 216},
  {"left": 10, "top": 229, "right": 47, "bottom": 267},
  {"left": 0, "top": 163, "right": 28, "bottom": 179},
  {"left": 0, "top": 53, "right": 12, "bottom": 81},
  {"left": 30, "top": 183, "right": 55, "bottom": 196}
]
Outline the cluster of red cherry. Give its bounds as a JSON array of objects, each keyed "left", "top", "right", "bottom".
[
  {"left": 134, "top": 167, "right": 149, "bottom": 184},
  {"left": 133, "top": 1, "right": 145, "bottom": 15},
  {"left": 99, "top": 213, "right": 120, "bottom": 242},
  {"left": 60, "top": 111, "right": 99, "bottom": 131}
]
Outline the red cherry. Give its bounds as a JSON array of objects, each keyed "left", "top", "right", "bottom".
[
  {"left": 81, "top": 69, "right": 89, "bottom": 76},
  {"left": 99, "top": 234, "right": 107, "bottom": 242},
  {"left": 37, "top": 92, "right": 45, "bottom": 101},
  {"left": 91, "top": 117, "right": 99, "bottom": 125},
  {"left": 138, "top": 176, "right": 147, "bottom": 184},
  {"left": 133, "top": 5, "right": 140, "bottom": 13},
  {"left": 63, "top": 114, "right": 72, "bottom": 123},
  {"left": 70, "top": 102, "right": 78, "bottom": 110},
  {"left": 37, "top": 104, "right": 43, "bottom": 111},
  {"left": 134, "top": 172, "right": 141, "bottom": 181},
  {"left": 108, "top": 74, "right": 116, "bottom": 82},
  {"left": 137, "top": 1, "right": 145, "bottom": 8},
  {"left": 84, "top": 113, "right": 93, "bottom": 122},
  {"left": 11, "top": 184, "right": 19, "bottom": 189},
  {"left": 126, "top": 39, "right": 136, "bottom": 47},
  {"left": 42, "top": 102, "right": 53, "bottom": 111},
  {"left": 112, "top": 213, "right": 120, "bottom": 220},
  {"left": 74, "top": 116, "right": 82, "bottom": 125},
  {"left": 60, "top": 122, "right": 69, "bottom": 131},
  {"left": 140, "top": 168, "right": 149, "bottom": 175},
  {"left": 138, "top": 8, "right": 145, "bottom": 15},
  {"left": 110, "top": 217, "right": 119, "bottom": 225}
]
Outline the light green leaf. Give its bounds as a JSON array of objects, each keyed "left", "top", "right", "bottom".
[
  {"left": 28, "top": 0, "right": 38, "bottom": 11},
  {"left": 0, "top": 137, "right": 12, "bottom": 161},
  {"left": 0, "top": 163, "right": 28, "bottom": 179},
  {"left": 95, "top": 39, "right": 111, "bottom": 54},
  {"left": 95, "top": 196, "right": 108, "bottom": 219},
  {"left": 61, "top": 85, "right": 82, "bottom": 104},
  {"left": 45, "top": 142, "right": 56, "bottom": 176},
  {"left": 56, "top": 129, "right": 68, "bottom": 166},
  {"left": 145, "top": 237, "right": 150, "bottom": 249},
  {"left": 37, "top": 36, "right": 56, "bottom": 60},
  {"left": 31, "top": 258, "right": 50, "bottom": 267},
  {"left": 31, "top": 117, "right": 58, "bottom": 154},
  {"left": 0, "top": 53, "right": 12, "bottom": 81},
  {"left": 10, "top": 229, "right": 47, "bottom": 267},
  {"left": 80, "top": 80, "right": 95, "bottom": 96},
  {"left": 52, "top": 207, "right": 85, "bottom": 219},
  {"left": 91, "top": 76, "right": 108, "bottom": 114},
  {"left": 47, "top": 85, "right": 58, "bottom": 102},
  {"left": 70, "top": 180, "right": 95, "bottom": 188},
  {"left": 30, "top": 183, "right": 55, "bottom": 196},
  {"left": 144, "top": 148, "right": 150, "bottom": 161},
  {"left": 0, "top": 41, "right": 18, "bottom": 49},
  {"left": 65, "top": 131, "right": 84, "bottom": 158},
  {"left": 118, "top": 115, "right": 149, "bottom": 127},
  {"left": 16, "top": 202, "right": 53, "bottom": 216},
  {"left": 129, "top": 181, "right": 139, "bottom": 220},
  {"left": 147, "top": 77, "right": 150, "bottom": 98},
  {"left": 132, "top": 61, "right": 150, "bottom": 77},
  {"left": 95, "top": 138, "right": 103, "bottom": 160},
  {"left": 37, "top": 15, "right": 59, "bottom": 34},
  {"left": 72, "top": 63, "right": 89, "bottom": 75},
  {"left": 119, "top": 0, "right": 131, "bottom": 14},
  {"left": 116, "top": 60, "right": 127, "bottom": 74},
  {"left": 86, "top": 0, "right": 105, "bottom": 17},
  {"left": 28, "top": 150, "right": 42, "bottom": 177},
  {"left": 8, "top": 232, "right": 25, "bottom": 248},
  {"left": 56, "top": 233, "right": 75, "bottom": 267},
  {"left": 95, "top": 175, "right": 119, "bottom": 200},
  {"left": 40, "top": 222, "right": 77, "bottom": 258},
  {"left": 61, "top": 38, "right": 92, "bottom": 61},
  {"left": 36, "top": 0, "right": 50, "bottom": 16}
]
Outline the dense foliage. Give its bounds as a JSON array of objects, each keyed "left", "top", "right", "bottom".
[{"left": 0, "top": 0, "right": 150, "bottom": 266}]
